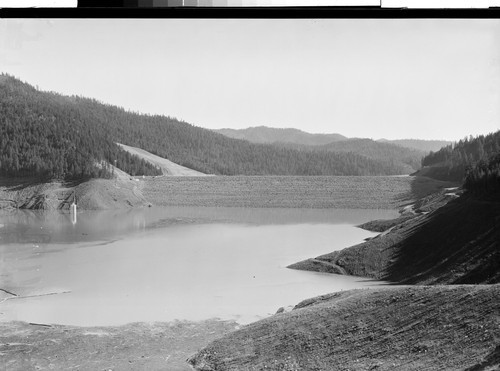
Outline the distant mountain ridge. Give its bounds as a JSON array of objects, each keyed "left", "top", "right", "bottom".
[
  {"left": 215, "top": 126, "right": 451, "bottom": 153},
  {"left": 216, "top": 126, "right": 429, "bottom": 173},
  {"left": 215, "top": 126, "right": 347, "bottom": 146}
]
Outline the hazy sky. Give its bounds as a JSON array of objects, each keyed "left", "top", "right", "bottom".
[{"left": 1, "top": 18, "right": 499, "bottom": 141}]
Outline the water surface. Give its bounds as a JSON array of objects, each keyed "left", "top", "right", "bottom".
[{"left": 0, "top": 207, "right": 397, "bottom": 326}]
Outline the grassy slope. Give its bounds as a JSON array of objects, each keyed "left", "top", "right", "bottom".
[
  {"left": 289, "top": 191, "right": 500, "bottom": 285},
  {"left": 188, "top": 285, "right": 500, "bottom": 371}
]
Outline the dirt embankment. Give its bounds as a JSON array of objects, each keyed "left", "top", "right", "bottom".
[
  {"left": 142, "top": 175, "right": 456, "bottom": 209},
  {"left": 188, "top": 285, "right": 500, "bottom": 371},
  {"left": 1, "top": 320, "right": 238, "bottom": 371},
  {"left": 1, "top": 174, "right": 455, "bottom": 211},
  {"left": 289, "top": 189, "right": 500, "bottom": 285},
  {"left": 0, "top": 176, "right": 150, "bottom": 210}
]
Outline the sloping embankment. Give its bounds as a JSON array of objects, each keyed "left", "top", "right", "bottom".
[
  {"left": 0, "top": 177, "right": 150, "bottom": 210},
  {"left": 188, "top": 285, "right": 500, "bottom": 371},
  {"left": 288, "top": 191, "right": 500, "bottom": 285}
]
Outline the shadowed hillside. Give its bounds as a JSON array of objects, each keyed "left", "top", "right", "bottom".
[
  {"left": 385, "top": 194, "right": 500, "bottom": 284},
  {"left": 289, "top": 175, "right": 499, "bottom": 285}
]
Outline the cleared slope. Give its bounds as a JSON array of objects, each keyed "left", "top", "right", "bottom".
[
  {"left": 117, "top": 143, "right": 207, "bottom": 176},
  {"left": 188, "top": 285, "right": 500, "bottom": 371}
]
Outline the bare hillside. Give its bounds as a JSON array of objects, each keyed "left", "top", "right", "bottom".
[
  {"left": 117, "top": 143, "right": 207, "bottom": 176},
  {"left": 289, "top": 189, "right": 500, "bottom": 285},
  {"left": 189, "top": 285, "right": 500, "bottom": 371}
]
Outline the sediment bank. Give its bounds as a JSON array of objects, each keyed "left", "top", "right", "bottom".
[
  {"left": 188, "top": 285, "right": 500, "bottom": 371},
  {"left": 0, "top": 176, "right": 150, "bottom": 210}
]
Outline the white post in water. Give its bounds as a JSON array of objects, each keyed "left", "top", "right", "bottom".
[{"left": 70, "top": 194, "right": 77, "bottom": 225}]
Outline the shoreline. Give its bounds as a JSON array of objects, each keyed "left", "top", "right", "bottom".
[
  {"left": 0, "top": 212, "right": 381, "bottom": 370},
  {"left": 288, "top": 188, "right": 499, "bottom": 285},
  {"left": 0, "top": 210, "right": 387, "bottom": 328},
  {"left": 2, "top": 174, "right": 480, "bottom": 370},
  {"left": 0, "top": 319, "right": 239, "bottom": 371}
]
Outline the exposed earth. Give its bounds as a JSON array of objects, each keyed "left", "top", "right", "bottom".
[
  {"left": 0, "top": 320, "right": 238, "bottom": 371},
  {"left": 189, "top": 285, "right": 500, "bottom": 371},
  {"left": 0, "top": 173, "right": 150, "bottom": 211},
  {"left": 289, "top": 189, "right": 500, "bottom": 285},
  {"left": 117, "top": 143, "right": 207, "bottom": 176}
]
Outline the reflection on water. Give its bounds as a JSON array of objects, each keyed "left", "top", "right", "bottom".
[
  {"left": 0, "top": 207, "right": 397, "bottom": 326},
  {"left": 0, "top": 207, "right": 397, "bottom": 245}
]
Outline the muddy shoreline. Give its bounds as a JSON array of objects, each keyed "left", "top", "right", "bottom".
[{"left": 1, "top": 320, "right": 238, "bottom": 371}]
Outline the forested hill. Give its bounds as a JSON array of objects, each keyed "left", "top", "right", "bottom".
[
  {"left": 378, "top": 138, "right": 452, "bottom": 153},
  {"left": 420, "top": 131, "right": 500, "bottom": 182},
  {"left": 214, "top": 126, "right": 347, "bottom": 146},
  {"left": 216, "top": 126, "right": 449, "bottom": 154},
  {"left": 0, "top": 75, "right": 161, "bottom": 179},
  {"left": 2, "top": 75, "right": 417, "bottom": 178},
  {"left": 72, "top": 98, "right": 412, "bottom": 176},
  {"left": 277, "top": 139, "right": 425, "bottom": 174}
]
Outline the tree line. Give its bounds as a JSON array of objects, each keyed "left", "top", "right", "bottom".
[
  {"left": 421, "top": 131, "right": 500, "bottom": 182},
  {"left": 277, "top": 139, "right": 424, "bottom": 174},
  {"left": 464, "top": 154, "right": 500, "bottom": 198},
  {"left": 0, "top": 74, "right": 441, "bottom": 179},
  {"left": 0, "top": 75, "right": 161, "bottom": 180}
]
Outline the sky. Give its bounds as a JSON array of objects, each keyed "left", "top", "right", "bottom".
[{"left": 1, "top": 18, "right": 499, "bottom": 141}]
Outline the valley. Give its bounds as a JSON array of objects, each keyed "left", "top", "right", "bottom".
[{"left": 0, "top": 74, "right": 498, "bottom": 371}]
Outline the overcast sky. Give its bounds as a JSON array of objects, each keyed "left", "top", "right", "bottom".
[{"left": 1, "top": 18, "right": 499, "bottom": 141}]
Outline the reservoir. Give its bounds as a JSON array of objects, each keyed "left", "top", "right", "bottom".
[{"left": 0, "top": 207, "right": 397, "bottom": 326}]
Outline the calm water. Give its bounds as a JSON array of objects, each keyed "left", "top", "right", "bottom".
[{"left": 0, "top": 207, "right": 397, "bottom": 326}]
